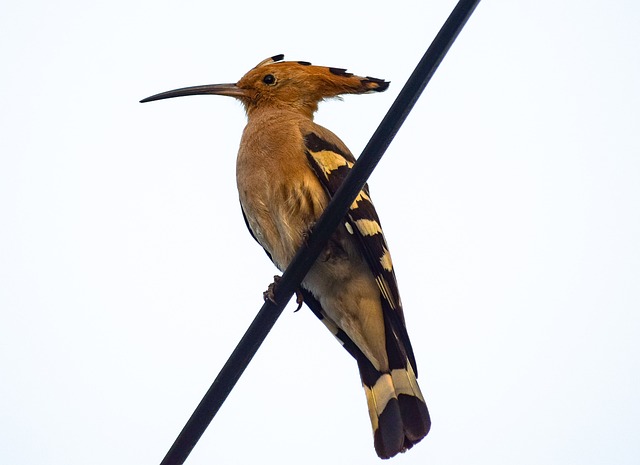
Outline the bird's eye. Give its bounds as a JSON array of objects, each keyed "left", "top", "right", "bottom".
[{"left": 262, "top": 74, "right": 276, "bottom": 85}]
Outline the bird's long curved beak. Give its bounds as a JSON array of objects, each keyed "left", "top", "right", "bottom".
[{"left": 140, "top": 83, "right": 246, "bottom": 103}]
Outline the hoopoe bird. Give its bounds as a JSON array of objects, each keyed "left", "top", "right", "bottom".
[{"left": 141, "top": 54, "right": 430, "bottom": 459}]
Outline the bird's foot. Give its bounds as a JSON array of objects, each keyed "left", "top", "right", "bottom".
[
  {"left": 263, "top": 275, "right": 281, "bottom": 304},
  {"left": 263, "top": 275, "right": 304, "bottom": 311}
]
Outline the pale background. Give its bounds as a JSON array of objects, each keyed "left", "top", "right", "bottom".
[{"left": 1, "top": 1, "right": 639, "bottom": 464}]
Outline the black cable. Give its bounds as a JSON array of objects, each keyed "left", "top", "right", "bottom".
[{"left": 159, "top": 1, "right": 481, "bottom": 463}]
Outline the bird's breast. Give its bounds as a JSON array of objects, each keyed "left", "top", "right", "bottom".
[{"left": 236, "top": 113, "right": 329, "bottom": 270}]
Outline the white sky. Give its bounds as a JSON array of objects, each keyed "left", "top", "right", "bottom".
[{"left": 1, "top": 1, "right": 639, "bottom": 464}]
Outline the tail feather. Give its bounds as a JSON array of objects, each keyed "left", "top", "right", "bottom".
[
  {"left": 374, "top": 397, "right": 405, "bottom": 458},
  {"left": 359, "top": 355, "right": 430, "bottom": 459},
  {"left": 392, "top": 365, "right": 431, "bottom": 442}
]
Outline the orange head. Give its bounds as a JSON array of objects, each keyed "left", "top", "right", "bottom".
[{"left": 141, "top": 54, "right": 389, "bottom": 118}]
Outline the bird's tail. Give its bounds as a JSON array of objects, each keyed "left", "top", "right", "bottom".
[
  {"left": 299, "top": 288, "right": 430, "bottom": 458},
  {"left": 357, "top": 355, "right": 430, "bottom": 459}
]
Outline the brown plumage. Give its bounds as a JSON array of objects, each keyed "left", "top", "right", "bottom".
[{"left": 141, "top": 54, "right": 430, "bottom": 459}]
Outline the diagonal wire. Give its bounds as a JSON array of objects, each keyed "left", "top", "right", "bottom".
[{"left": 158, "top": 0, "right": 480, "bottom": 463}]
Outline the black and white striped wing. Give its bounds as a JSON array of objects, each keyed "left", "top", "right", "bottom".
[{"left": 303, "top": 131, "right": 418, "bottom": 374}]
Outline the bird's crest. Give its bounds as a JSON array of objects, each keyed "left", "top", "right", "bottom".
[{"left": 253, "top": 54, "right": 285, "bottom": 68}]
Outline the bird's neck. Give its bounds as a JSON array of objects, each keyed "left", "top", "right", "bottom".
[{"left": 245, "top": 101, "right": 318, "bottom": 121}]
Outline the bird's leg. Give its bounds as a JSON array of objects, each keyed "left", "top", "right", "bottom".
[{"left": 263, "top": 275, "right": 304, "bottom": 311}]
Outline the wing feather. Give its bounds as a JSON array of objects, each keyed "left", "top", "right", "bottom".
[{"left": 303, "top": 131, "right": 418, "bottom": 374}]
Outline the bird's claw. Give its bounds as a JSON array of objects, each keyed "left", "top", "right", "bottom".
[{"left": 293, "top": 289, "right": 304, "bottom": 312}]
